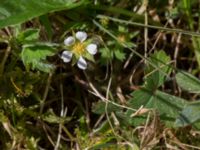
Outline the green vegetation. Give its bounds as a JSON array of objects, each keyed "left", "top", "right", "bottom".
[{"left": 1, "top": 0, "right": 200, "bottom": 149}]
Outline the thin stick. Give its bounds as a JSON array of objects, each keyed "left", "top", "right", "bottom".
[
  {"left": 0, "top": 45, "right": 10, "bottom": 75},
  {"left": 42, "top": 123, "right": 55, "bottom": 147},
  {"left": 173, "top": 33, "right": 182, "bottom": 94},
  {"left": 148, "top": 21, "right": 169, "bottom": 54},
  {"left": 144, "top": 0, "right": 148, "bottom": 64},
  {"left": 93, "top": 19, "right": 171, "bottom": 78},
  {"left": 171, "top": 141, "right": 200, "bottom": 150},
  {"left": 97, "top": 15, "right": 200, "bottom": 37}
]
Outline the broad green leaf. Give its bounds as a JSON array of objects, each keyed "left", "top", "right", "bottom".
[
  {"left": 176, "top": 71, "right": 200, "bottom": 93},
  {"left": 31, "top": 61, "right": 55, "bottom": 73},
  {"left": 17, "top": 29, "right": 39, "bottom": 44},
  {"left": 128, "top": 88, "right": 187, "bottom": 120},
  {"left": 175, "top": 101, "right": 200, "bottom": 127},
  {"left": 0, "top": 0, "right": 86, "bottom": 29},
  {"left": 144, "top": 50, "right": 171, "bottom": 89},
  {"left": 21, "top": 43, "right": 56, "bottom": 73}
]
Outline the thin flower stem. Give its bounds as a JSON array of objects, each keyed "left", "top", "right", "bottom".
[
  {"left": 54, "top": 83, "right": 65, "bottom": 150},
  {"left": 144, "top": 2, "right": 148, "bottom": 65},
  {"left": 105, "top": 78, "right": 115, "bottom": 134},
  {"left": 40, "top": 73, "right": 53, "bottom": 114}
]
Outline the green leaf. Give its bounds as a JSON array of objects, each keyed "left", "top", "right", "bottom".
[
  {"left": 42, "top": 109, "right": 71, "bottom": 124},
  {"left": 100, "top": 48, "right": 112, "bottom": 59},
  {"left": 114, "top": 49, "right": 126, "bottom": 61},
  {"left": 92, "top": 101, "right": 120, "bottom": 114},
  {"left": 31, "top": 61, "right": 55, "bottom": 73},
  {"left": 128, "top": 88, "right": 187, "bottom": 121},
  {"left": 176, "top": 71, "right": 200, "bottom": 93},
  {"left": 144, "top": 50, "right": 172, "bottom": 89},
  {"left": 99, "top": 47, "right": 113, "bottom": 64},
  {"left": 84, "top": 52, "right": 95, "bottom": 62},
  {"left": 175, "top": 101, "right": 200, "bottom": 127},
  {"left": 118, "top": 25, "right": 127, "bottom": 33},
  {"left": 21, "top": 43, "right": 56, "bottom": 73},
  {"left": 89, "top": 143, "right": 129, "bottom": 150},
  {"left": 0, "top": 0, "right": 86, "bottom": 29},
  {"left": 17, "top": 29, "right": 39, "bottom": 44}
]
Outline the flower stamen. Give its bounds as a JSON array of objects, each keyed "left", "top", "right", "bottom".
[{"left": 72, "top": 42, "right": 85, "bottom": 55}]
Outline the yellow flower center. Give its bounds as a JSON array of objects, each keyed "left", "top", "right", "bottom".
[
  {"left": 100, "top": 18, "right": 109, "bottom": 26},
  {"left": 117, "top": 35, "right": 126, "bottom": 43},
  {"left": 72, "top": 42, "right": 85, "bottom": 55}
]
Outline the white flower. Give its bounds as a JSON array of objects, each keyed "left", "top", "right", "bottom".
[{"left": 61, "top": 31, "right": 97, "bottom": 70}]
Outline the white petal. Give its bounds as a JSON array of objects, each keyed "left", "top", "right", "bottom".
[
  {"left": 61, "top": 51, "right": 73, "bottom": 63},
  {"left": 86, "top": 44, "right": 97, "bottom": 55},
  {"left": 64, "top": 36, "right": 75, "bottom": 46},
  {"left": 76, "top": 31, "right": 87, "bottom": 42},
  {"left": 77, "top": 56, "right": 87, "bottom": 70}
]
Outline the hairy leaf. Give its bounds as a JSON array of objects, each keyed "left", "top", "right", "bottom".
[
  {"left": 17, "top": 28, "right": 39, "bottom": 44},
  {"left": 144, "top": 50, "right": 172, "bottom": 90},
  {"left": 175, "top": 101, "right": 200, "bottom": 127},
  {"left": 128, "top": 88, "right": 187, "bottom": 120},
  {"left": 21, "top": 43, "right": 56, "bottom": 72},
  {"left": 176, "top": 71, "right": 200, "bottom": 93}
]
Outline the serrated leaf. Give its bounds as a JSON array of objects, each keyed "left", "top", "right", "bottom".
[
  {"left": 99, "top": 48, "right": 113, "bottom": 64},
  {"left": 145, "top": 50, "right": 171, "bottom": 89},
  {"left": 17, "top": 29, "right": 39, "bottom": 44},
  {"left": 127, "top": 88, "right": 187, "bottom": 121},
  {"left": 176, "top": 71, "right": 200, "bottom": 93},
  {"left": 32, "top": 60, "right": 55, "bottom": 73},
  {"left": 21, "top": 43, "right": 56, "bottom": 72},
  {"left": 0, "top": 0, "right": 86, "bottom": 29},
  {"left": 175, "top": 101, "right": 200, "bottom": 127},
  {"left": 100, "top": 48, "right": 112, "bottom": 59}
]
